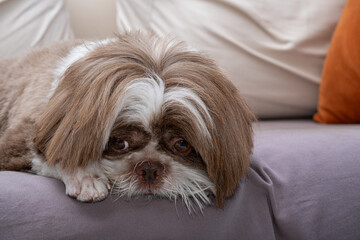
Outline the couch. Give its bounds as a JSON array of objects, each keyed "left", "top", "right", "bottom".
[{"left": 0, "top": 0, "right": 359, "bottom": 239}]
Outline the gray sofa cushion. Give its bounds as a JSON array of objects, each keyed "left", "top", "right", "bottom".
[{"left": 1, "top": 120, "right": 359, "bottom": 240}]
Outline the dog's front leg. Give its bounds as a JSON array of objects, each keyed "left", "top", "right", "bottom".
[
  {"left": 32, "top": 155, "right": 110, "bottom": 202},
  {"left": 0, "top": 118, "right": 35, "bottom": 171}
]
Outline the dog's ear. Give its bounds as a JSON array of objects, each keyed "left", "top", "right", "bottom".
[
  {"left": 212, "top": 94, "right": 253, "bottom": 208},
  {"left": 160, "top": 49, "right": 255, "bottom": 207},
  {"left": 205, "top": 85, "right": 254, "bottom": 208},
  {"left": 33, "top": 54, "right": 143, "bottom": 171},
  {"left": 33, "top": 33, "right": 161, "bottom": 171},
  {"left": 183, "top": 68, "right": 254, "bottom": 208}
]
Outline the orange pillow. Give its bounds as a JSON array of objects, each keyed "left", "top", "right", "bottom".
[{"left": 313, "top": 0, "right": 360, "bottom": 123}]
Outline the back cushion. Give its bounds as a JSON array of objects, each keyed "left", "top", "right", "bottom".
[
  {"left": 0, "top": 0, "right": 74, "bottom": 59},
  {"left": 115, "top": 0, "right": 345, "bottom": 119}
]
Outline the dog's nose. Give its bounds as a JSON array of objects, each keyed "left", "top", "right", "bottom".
[{"left": 135, "top": 161, "right": 165, "bottom": 184}]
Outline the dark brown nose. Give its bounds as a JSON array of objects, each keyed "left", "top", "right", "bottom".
[{"left": 135, "top": 161, "right": 165, "bottom": 184}]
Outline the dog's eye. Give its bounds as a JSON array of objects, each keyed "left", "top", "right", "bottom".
[
  {"left": 172, "top": 139, "right": 192, "bottom": 156},
  {"left": 109, "top": 138, "right": 129, "bottom": 153}
]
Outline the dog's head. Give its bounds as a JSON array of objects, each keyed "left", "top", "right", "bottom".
[{"left": 34, "top": 32, "right": 254, "bottom": 210}]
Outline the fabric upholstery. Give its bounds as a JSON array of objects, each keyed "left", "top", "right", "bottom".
[
  {"left": 0, "top": 0, "right": 74, "bottom": 59},
  {"left": 1, "top": 120, "right": 359, "bottom": 240},
  {"left": 115, "top": 0, "right": 345, "bottom": 119}
]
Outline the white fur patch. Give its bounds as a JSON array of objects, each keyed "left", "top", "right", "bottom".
[
  {"left": 160, "top": 161, "right": 215, "bottom": 213},
  {"left": 49, "top": 38, "right": 115, "bottom": 98},
  {"left": 60, "top": 164, "right": 109, "bottom": 202},
  {"left": 113, "top": 76, "right": 213, "bottom": 142},
  {"left": 116, "top": 76, "right": 165, "bottom": 130},
  {"left": 163, "top": 87, "right": 214, "bottom": 141},
  {"left": 31, "top": 152, "right": 60, "bottom": 179},
  {"left": 32, "top": 153, "right": 109, "bottom": 202}
]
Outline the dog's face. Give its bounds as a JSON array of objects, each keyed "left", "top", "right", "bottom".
[
  {"left": 34, "top": 33, "right": 253, "bottom": 209},
  {"left": 100, "top": 76, "right": 218, "bottom": 210}
]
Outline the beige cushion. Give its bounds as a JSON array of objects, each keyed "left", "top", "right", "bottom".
[
  {"left": 115, "top": 0, "right": 345, "bottom": 118},
  {"left": 0, "top": 0, "right": 74, "bottom": 59},
  {"left": 64, "top": 0, "right": 117, "bottom": 39}
]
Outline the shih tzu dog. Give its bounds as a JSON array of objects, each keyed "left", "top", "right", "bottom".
[{"left": 0, "top": 32, "right": 253, "bottom": 211}]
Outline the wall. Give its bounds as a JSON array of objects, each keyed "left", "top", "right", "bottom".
[{"left": 65, "top": 0, "right": 117, "bottom": 39}]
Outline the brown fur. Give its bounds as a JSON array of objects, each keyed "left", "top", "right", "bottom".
[
  {"left": 0, "top": 32, "right": 254, "bottom": 207},
  {"left": 0, "top": 118, "right": 34, "bottom": 171},
  {"left": 0, "top": 40, "right": 82, "bottom": 169}
]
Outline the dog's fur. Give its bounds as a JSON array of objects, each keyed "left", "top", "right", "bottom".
[{"left": 0, "top": 32, "right": 253, "bottom": 211}]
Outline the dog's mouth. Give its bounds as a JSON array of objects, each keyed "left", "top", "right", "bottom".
[
  {"left": 108, "top": 174, "right": 164, "bottom": 194},
  {"left": 142, "top": 184, "right": 163, "bottom": 195},
  {"left": 107, "top": 174, "right": 215, "bottom": 213},
  {"left": 103, "top": 158, "right": 216, "bottom": 213}
]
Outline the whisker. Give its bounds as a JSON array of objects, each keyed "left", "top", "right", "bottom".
[
  {"left": 106, "top": 164, "right": 215, "bottom": 214},
  {"left": 110, "top": 177, "right": 119, "bottom": 195}
]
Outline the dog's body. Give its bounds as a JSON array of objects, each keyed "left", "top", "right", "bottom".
[{"left": 0, "top": 32, "right": 253, "bottom": 211}]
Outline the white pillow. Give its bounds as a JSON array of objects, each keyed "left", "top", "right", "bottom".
[
  {"left": 0, "top": 0, "right": 74, "bottom": 59},
  {"left": 115, "top": 0, "right": 345, "bottom": 119}
]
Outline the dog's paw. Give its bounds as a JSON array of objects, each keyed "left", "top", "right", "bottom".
[{"left": 61, "top": 167, "right": 110, "bottom": 202}]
